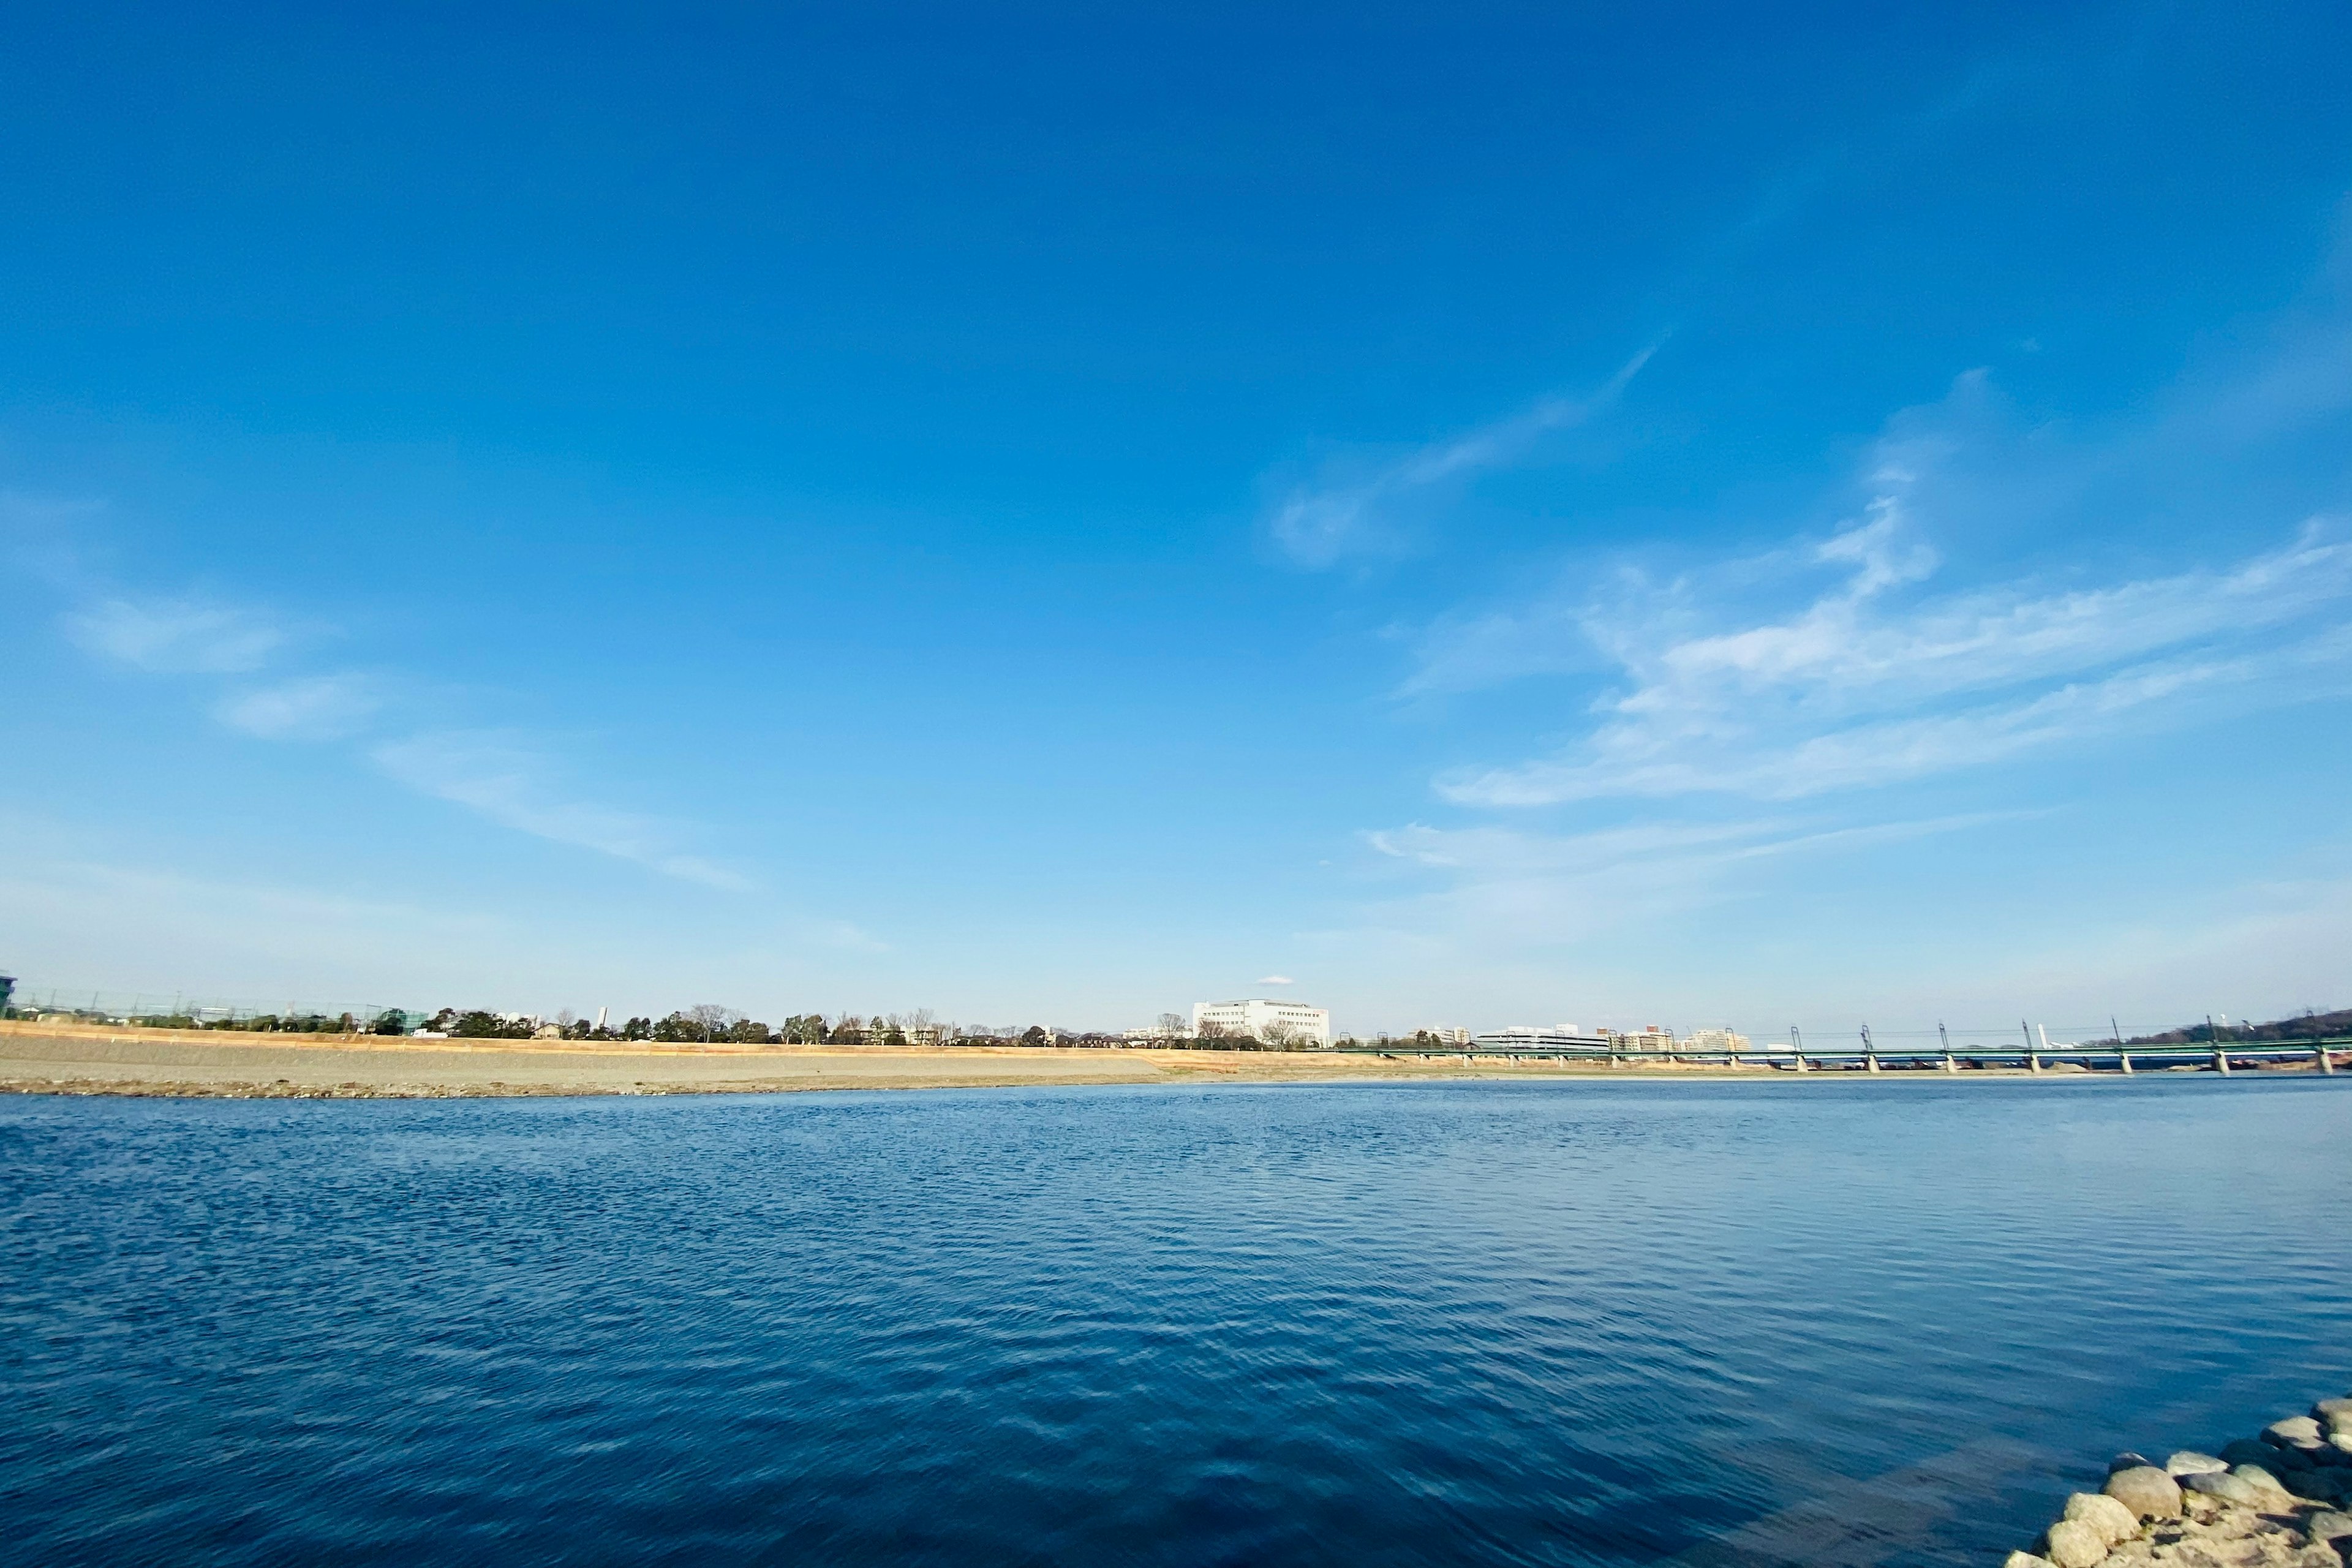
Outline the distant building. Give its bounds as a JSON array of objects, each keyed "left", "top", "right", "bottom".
[
  {"left": 1193, "top": 998, "right": 1331, "bottom": 1046},
  {"left": 1472, "top": 1025, "right": 1608, "bottom": 1050},
  {"left": 1422, "top": 1026, "right": 1472, "bottom": 1046},
  {"left": 0, "top": 974, "right": 13, "bottom": 1015},
  {"left": 1683, "top": 1028, "right": 1751, "bottom": 1052},
  {"left": 1609, "top": 1026, "right": 1676, "bottom": 1052}
]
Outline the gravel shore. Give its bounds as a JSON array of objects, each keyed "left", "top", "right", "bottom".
[{"left": 2008, "top": 1395, "right": 2352, "bottom": 1568}]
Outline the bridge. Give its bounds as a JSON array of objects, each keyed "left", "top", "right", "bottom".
[{"left": 1330, "top": 1036, "right": 2351, "bottom": 1074}]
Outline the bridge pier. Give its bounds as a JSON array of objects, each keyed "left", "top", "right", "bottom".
[
  {"left": 2213, "top": 1049, "right": 2231, "bottom": 1076},
  {"left": 1865, "top": 1053, "right": 1880, "bottom": 1074},
  {"left": 2119, "top": 1051, "right": 2133, "bottom": 1076},
  {"left": 2318, "top": 1048, "right": 2333, "bottom": 1076},
  {"left": 1943, "top": 1052, "right": 1958, "bottom": 1074}
]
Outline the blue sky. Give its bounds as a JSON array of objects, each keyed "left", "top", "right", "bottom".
[{"left": 4, "top": 1, "right": 2350, "bottom": 1036}]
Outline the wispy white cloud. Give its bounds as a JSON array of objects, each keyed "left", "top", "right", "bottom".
[
  {"left": 1403, "top": 347, "right": 2352, "bottom": 809},
  {"left": 372, "top": 731, "right": 751, "bottom": 891},
  {"left": 1433, "top": 510, "right": 2352, "bottom": 807},
  {"left": 216, "top": 674, "right": 382, "bottom": 741},
  {"left": 1254, "top": 974, "right": 1294, "bottom": 986},
  {"left": 1266, "top": 345, "right": 1657, "bottom": 569},
  {"left": 28, "top": 523, "right": 761, "bottom": 891},
  {"left": 62, "top": 595, "right": 286, "bottom": 674},
  {"left": 1342, "top": 244, "right": 2352, "bottom": 997}
]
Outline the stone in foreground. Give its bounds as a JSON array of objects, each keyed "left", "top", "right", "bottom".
[
  {"left": 2041, "top": 1517, "right": 2110, "bottom": 1568},
  {"left": 2184, "top": 1471, "right": 2268, "bottom": 1507},
  {"left": 2269, "top": 1417, "right": 2326, "bottom": 1449},
  {"left": 2105, "top": 1465, "right": 2185, "bottom": 1520},
  {"left": 2010, "top": 1393, "right": 2352, "bottom": 1568},
  {"left": 2064, "top": 1491, "right": 2140, "bottom": 1547}
]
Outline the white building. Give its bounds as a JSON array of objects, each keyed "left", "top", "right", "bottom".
[
  {"left": 1472, "top": 1025, "right": 1609, "bottom": 1050},
  {"left": 1683, "top": 1028, "right": 1751, "bottom": 1052},
  {"left": 1193, "top": 998, "right": 1331, "bottom": 1046}
]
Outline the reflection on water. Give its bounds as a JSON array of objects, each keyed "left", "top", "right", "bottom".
[{"left": 2, "top": 1078, "right": 2346, "bottom": 1567}]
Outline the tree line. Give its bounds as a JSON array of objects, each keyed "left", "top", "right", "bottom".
[{"left": 20, "top": 998, "right": 1467, "bottom": 1051}]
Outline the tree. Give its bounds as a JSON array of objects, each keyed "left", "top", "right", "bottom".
[
  {"left": 652, "top": 1011, "right": 706, "bottom": 1043},
  {"left": 372, "top": 1009, "right": 408, "bottom": 1036},
  {"left": 1019, "top": 1025, "right": 1049, "bottom": 1046},
  {"left": 726, "top": 1017, "right": 774, "bottom": 1044},
  {"left": 622, "top": 1016, "right": 652, "bottom": 1041},
  {"left": 687, "top": 1003, "right": 741, "bottom": 1036},
  {"left": 1158, "top": 1012, "right": 1186, "bottom": 1034}
]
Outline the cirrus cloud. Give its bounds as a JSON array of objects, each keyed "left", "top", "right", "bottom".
[{"left": 62, "top": 595, "right": 285, "bottom": 674}]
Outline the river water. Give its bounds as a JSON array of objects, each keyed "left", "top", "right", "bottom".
[{"left": 2, "top": 1077, "right": 2346, "bottom": 1566}]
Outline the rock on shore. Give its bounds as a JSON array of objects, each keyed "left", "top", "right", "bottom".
[{"left": 2005, "top": 1393, "right": 2352, "bottom": 1568}]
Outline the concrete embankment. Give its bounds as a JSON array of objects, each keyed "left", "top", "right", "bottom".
[{"left": 2007, "top": 1395, "right": 2352, "bottom": 1568}]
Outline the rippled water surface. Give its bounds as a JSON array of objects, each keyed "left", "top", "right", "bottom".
[{"left": 2, "top": 1078, "right": 2348, "bottom": 1566}]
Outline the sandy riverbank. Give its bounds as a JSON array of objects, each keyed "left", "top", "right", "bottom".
[
  {"left": 0, "top": 1020, "right": 1653, "bottom": 1098},
  {"left": 0, "top": 1021, "right": 2306, "bottom": 1099},
  {"left": 0, "top": 1019, "right": 1815, "bottom": 1098}
]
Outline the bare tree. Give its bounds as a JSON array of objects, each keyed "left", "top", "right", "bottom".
[
  {"left": 687, "top": 1003, "right": 742, "bottom": 1035},
  {"left": 1158, "top": 1012, "right": 1185, "bottom": 1034}
]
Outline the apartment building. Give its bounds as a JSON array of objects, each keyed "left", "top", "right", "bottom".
[{"left": 1191, "top": 998, "right": 1332, "bottom": 1046}]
